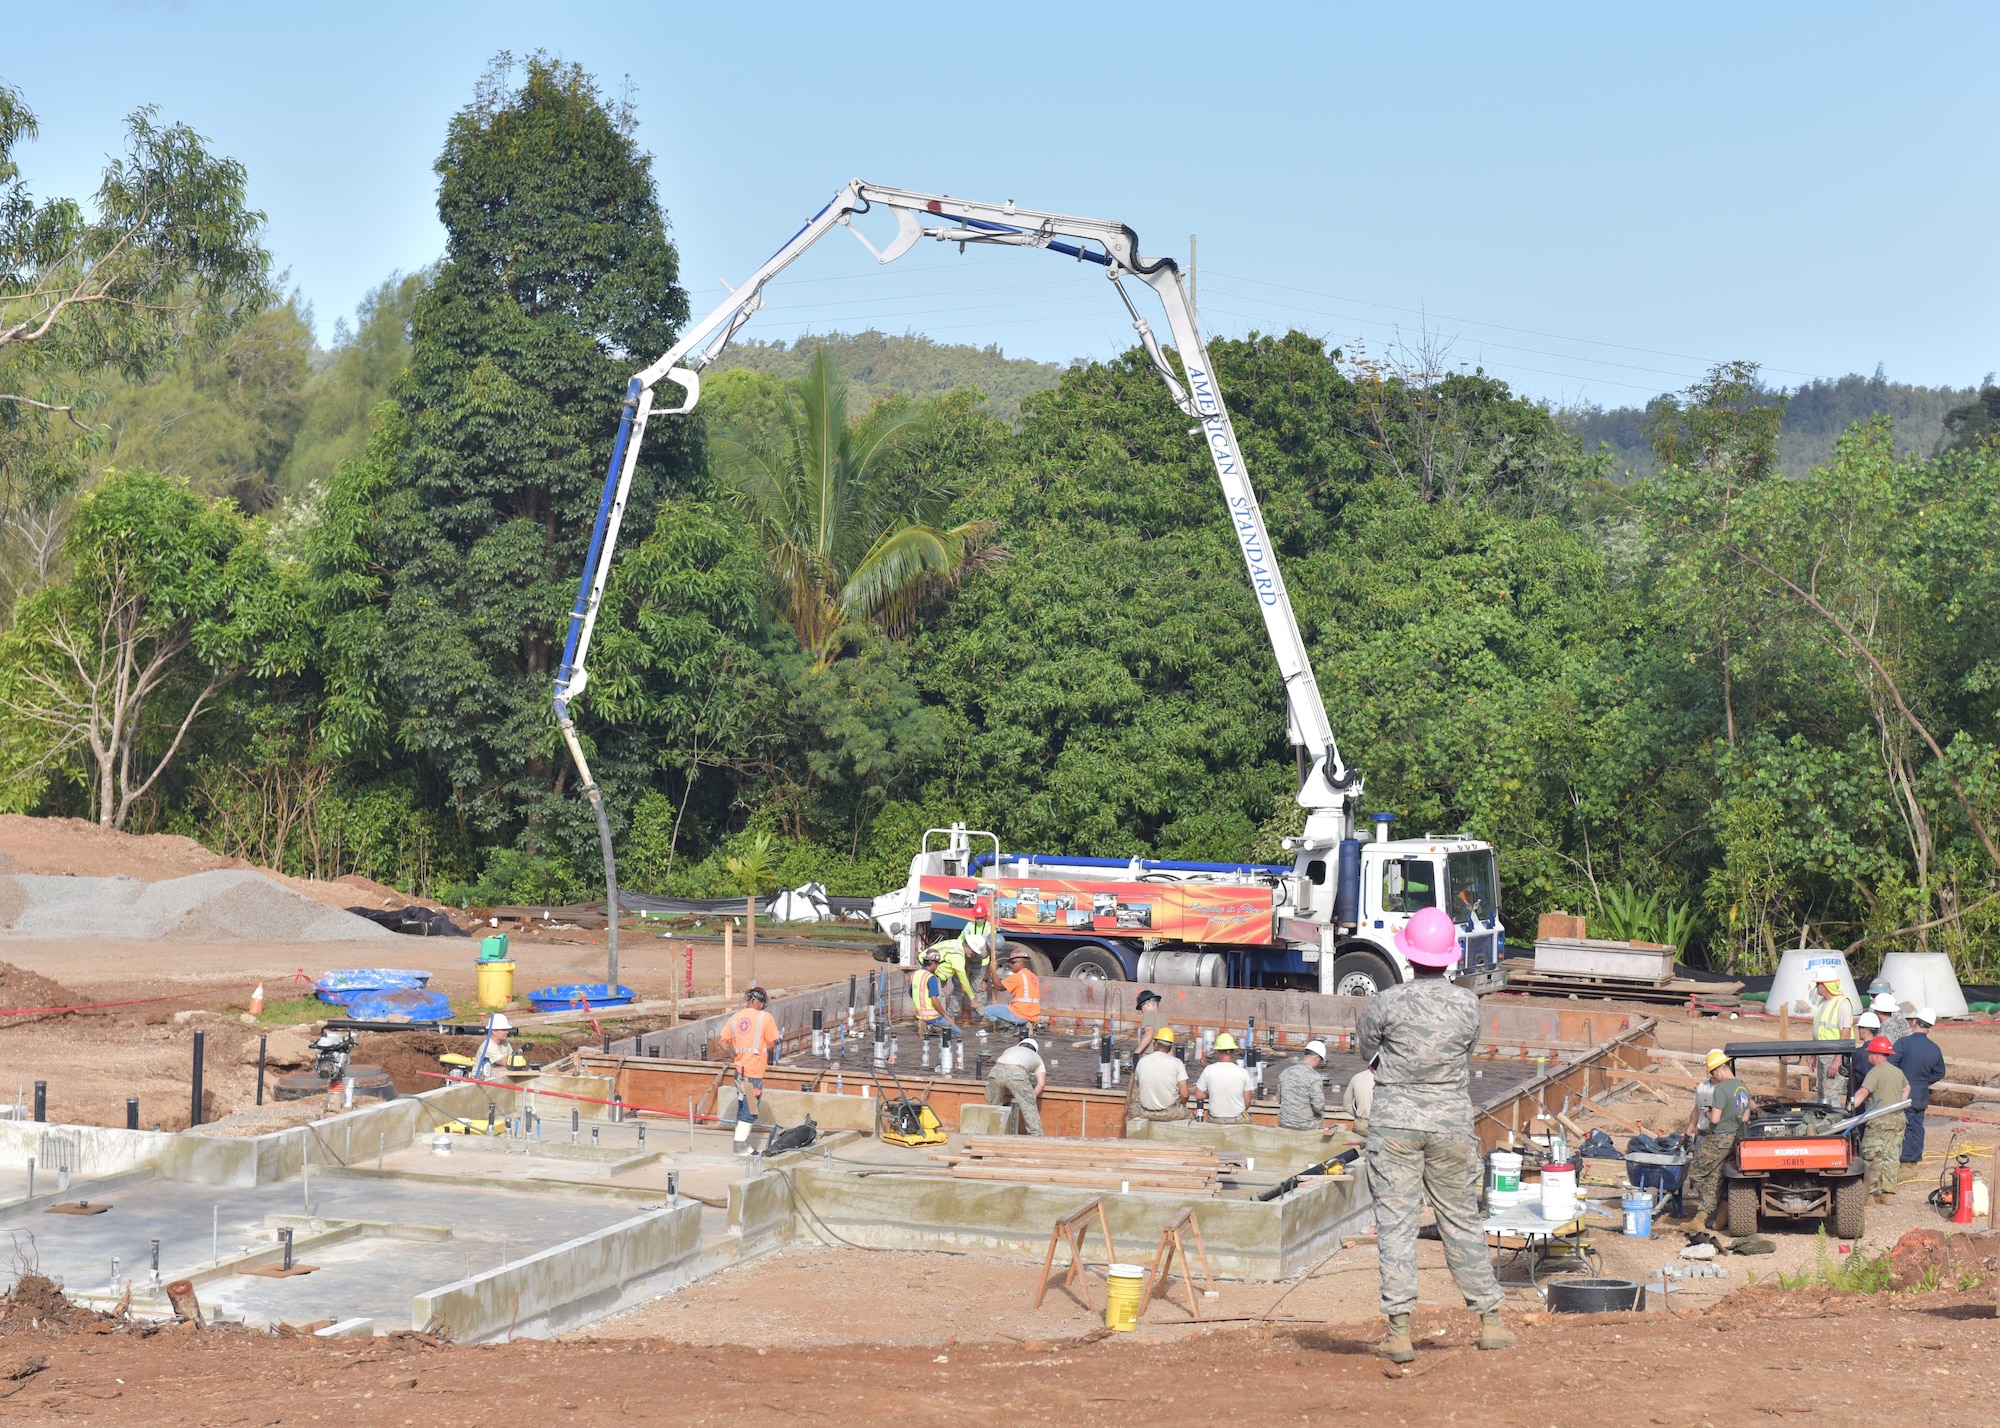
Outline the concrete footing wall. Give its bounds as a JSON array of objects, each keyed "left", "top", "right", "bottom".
[
  {"left": 0, "top": 1083, "right": 497, "bottom": 1190},
  {"left": 784, "top": 1166, "right": 1367, "bottom": 1280},
  {"left": 411, "top": 1202, "right": 704, "bottom": 1342}
]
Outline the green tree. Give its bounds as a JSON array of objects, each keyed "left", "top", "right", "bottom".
[
  {"left": 0, "top": 469, "right": 292, "bottom": 827},
  {"left": 90, "top": 297, "right": 313, "bottom": 512},
  {"left": 1, "top": 81, "right": 268, "bottom": 583},
  {"left": 313, "top": 53, "right": 692, "bottom": 858},
  {"left": 277, "top": 271, "right": 425, "bottom": 500},
  {"left": 712, "top": 348, "right": 998, "bottom": 666}
]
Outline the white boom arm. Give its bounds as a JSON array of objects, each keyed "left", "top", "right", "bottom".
[{"left": 553, "top": 181, "right": 1362, "bottom": 980}]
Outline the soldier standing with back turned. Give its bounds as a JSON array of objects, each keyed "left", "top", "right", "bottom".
[{"left": 1356, "top": 905, "right": 1512, "bottom": 1364}]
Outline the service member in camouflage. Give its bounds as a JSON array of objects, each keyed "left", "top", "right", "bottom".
[
  {"left": 1848, "top": 1036, "right": 1910, "bottom": 1202},
  {"left": 1276, "top": 1039, "right": 1330, "bottom": 1130},
  {"left": 1356, "top": 906, "right": 1511, "bottom": 1364},
  {"left": 1682, "top": 1050, "right": 1752, "bottom": 1229}
]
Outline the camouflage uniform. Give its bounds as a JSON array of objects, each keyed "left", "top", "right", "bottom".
[
  {"left": 1685, "top": 1076, "right": 1750, "bottom": 1226},
  {"left": 1275, "top": 1060, "right": 1328, "bottom": 1131},
  {"left": 1357, "top": 978, "right": 1504, "bottom": 1318},
  {"left": 1857, "top": 1060, "right": 1909, "bottom": 1196}
]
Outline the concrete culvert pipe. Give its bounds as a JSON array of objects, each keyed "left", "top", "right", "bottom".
[{"left": 1545, "top": 1277, "right": 1646, "bottom": 1314}]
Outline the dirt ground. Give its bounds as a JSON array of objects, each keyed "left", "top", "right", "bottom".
[{"left": 0, "top": 1267, "right": 1994, "bottom": 1426}]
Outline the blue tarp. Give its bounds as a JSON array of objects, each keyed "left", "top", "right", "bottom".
[
  {"left": 314, "top": 968, "right": 433, "bottom": 1005},
  {"left": 340, "top": 986, "right": 454, "bottom": 1022},
  {"left": 525, "top": 982, "right": 635, "bottom": 1012}
]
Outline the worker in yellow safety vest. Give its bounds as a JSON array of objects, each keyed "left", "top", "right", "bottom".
[
  {"left": 931, "top": 935, "right": 980, "bottom": 1013},
  {"left": 1811, "top": 971, "right": 1856, "bottom": 1103},
  {"left": 911, "top": 949, "right": 952, "bottom": 1034},
  {"left": 961, "top": 896, "right": 1004, "bottom": 989},
  {"left": 981, "top": 950, "right": 1042, "bottom": 1029}
]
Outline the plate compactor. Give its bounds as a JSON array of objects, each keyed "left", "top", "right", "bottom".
[{"left": 869, "top": 1065, "right": 947, "bottom": 1147}]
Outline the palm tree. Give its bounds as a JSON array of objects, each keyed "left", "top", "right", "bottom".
[{"left": 711, "top": 349, "right": 998, "bottom": 665}]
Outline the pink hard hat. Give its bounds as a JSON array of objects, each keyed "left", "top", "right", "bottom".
[{"left": 1394, "top": 906, "right": 1462, "bottom": 967}]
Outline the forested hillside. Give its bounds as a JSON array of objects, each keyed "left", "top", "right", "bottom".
[
  {"left": 711, "top": 330, "right": 1062, "bottom": 421},
  {"left": 1563, "top": 370, "right": 1981, "bottom": 480},
  {"left": 4, "top": 61, "right": 1998, "bottom": 980}
]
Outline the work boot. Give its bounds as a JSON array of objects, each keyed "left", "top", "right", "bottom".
[
  {"left": 732, "top": 1121, "right": 753, "bottom": 1156},
  {"left": 1378, "top": 1313, "right": 1415, "bottom": 1364},
  {"left": 1477, "top": 1311, "right": 1515, "bottom": 1351}
]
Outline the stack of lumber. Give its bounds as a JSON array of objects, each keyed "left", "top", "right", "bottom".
[{"left": 947, "top": 1136, "right": 1228, "bottom": 1193}]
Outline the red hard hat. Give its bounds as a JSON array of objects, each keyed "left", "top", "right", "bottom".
[{"left": 1865, "top": 1036, "right": 1894, "bottom": 1055}]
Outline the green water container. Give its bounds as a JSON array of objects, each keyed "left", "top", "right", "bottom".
[{"left": 478, "top": 933, "right": 510, "bottom": 962}]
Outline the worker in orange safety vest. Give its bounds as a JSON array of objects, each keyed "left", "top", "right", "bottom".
[
  {"left": 717, "top": 986, "right": 779, "bottom": 1155},
  {"left": 980, "top": 949, "right": 1041, "bottom": 1029}
]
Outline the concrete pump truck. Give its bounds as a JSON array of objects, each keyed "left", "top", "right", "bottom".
[{"left": 552, "top": 182, "right": 1506, "bottom": 999}]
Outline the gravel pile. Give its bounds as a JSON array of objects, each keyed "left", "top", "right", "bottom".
[{"left": 0, "top": 869, "right": 394, "bottom": 942}]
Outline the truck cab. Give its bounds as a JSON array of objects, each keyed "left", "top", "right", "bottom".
[{"left": 870, "top": 818, "right": 1505, "bottom": 997}]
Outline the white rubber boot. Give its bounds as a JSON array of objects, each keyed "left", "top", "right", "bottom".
[{"left": 733, "top": 1121, "right": 753, "bottom": 1155}]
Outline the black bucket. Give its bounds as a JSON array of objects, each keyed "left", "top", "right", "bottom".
[{"left": 1545, "top": 1277, "right": 1646, "bottom": 1314}]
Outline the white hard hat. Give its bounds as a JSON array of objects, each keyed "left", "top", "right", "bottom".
[
  {"left": 488, "top": 1013, "right": 512, "bottom": 1031},
  {"left": 1304, "top": 1039, "right": 1328, "bottom": 1058},
  {"left": 1914, "top": 1007, "right": 1936, "bottom": 1025},
  {"left": 1856, "top": 1012, "right": 1881, "bottom": 1029},
  {"left": 1870, "top": 993, "right": 1899, "bottom": 1014}
]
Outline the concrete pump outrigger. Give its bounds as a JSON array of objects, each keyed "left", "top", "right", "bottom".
[{"left": 554, "top": 181, "right": 1422, "bottom": 989}]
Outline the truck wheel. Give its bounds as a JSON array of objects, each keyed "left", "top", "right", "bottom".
[
  {"left": 1726, "top": 1178, "right": 1760, "bottom": 1236},
  {"left": 1057, "top": 945, "right": 1126, "bottom": 981},
  {"left": 1830, "top": 1177, "right": 1866, "bottom": 1240},
  {"left": 1331, "top": 948, "right": 1398, "bottom": 998}
]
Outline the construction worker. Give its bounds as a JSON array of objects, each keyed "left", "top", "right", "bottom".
[
  {"left": 1343, "top": 1059, "right": 1376, "bottom": 1138},
  {"left": 1133, "top": 989, "right": 1170, "bottom": 1055},
  {"left": 960, "top": 896, "right": 1004, "bottom": 984},
  {"left": 1358, "top": 904, "right": 1511, "bottom": 1363},
  {"left": 1127, "top": 1027, "right": 1191, "bottom": 1122},
  {"left": 984, "top": 1035, "right": 1046, "bottom": 1134},
  {"left": 1681, "top": 1050, "right": 1752, "bottom": 1230},
  {"left": 1892, "top": 1008, "right": 1945, "bottom": 1165},
  {"left": 1276, "top": 1039, "right": 1329, "bottom": 1131},
  {"left": 1848, "top": 1035, "right": 1909, "bottom": 1203},
  {"left": 911, "top": 950, "right": 952, "bottom": 1035},
  {"left": 471, "top": 1012, "right": 515, "bottom": 1079},
  {"left": 717, "top": 986, "right": 780, "bottom": 1155},
  {"left": 1870, "top": 991, "right": 1912, "bottom": 1044},
  {"left": 1850, "top": 1011, "right": 1882, "bottom": 1095},
  {"left": 980, "top": 949, "right": 1041, "bottom": 1029},
  {"left": 1191, "top": 1032, "right": 1255, "bottom": 1124},
  {"left": 1811, "top": 971, "right": 1855, "bottom": 1103},
  {"left": 930, "top": 936, "right": 979, "bottom": 1015}
]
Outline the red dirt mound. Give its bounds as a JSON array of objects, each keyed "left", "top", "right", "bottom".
[
  {"left": 1886, "top": 1226, "right": 2000, "bottom": 1291},
  {"left": 0, "top": 962, "right": 89, "bottom": 1022}
]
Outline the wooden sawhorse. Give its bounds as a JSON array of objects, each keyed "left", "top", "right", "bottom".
[
  {"left": 1140, "top": 1206, "right": 1215, "bottom": 1320},
  {"left": 1033, "top": 1197, "right": 1116, "bottom": 1309}
]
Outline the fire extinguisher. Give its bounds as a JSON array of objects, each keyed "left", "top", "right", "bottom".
[{"left": 1950, "top": 1157, "right": 1976, "bottom": 1225}]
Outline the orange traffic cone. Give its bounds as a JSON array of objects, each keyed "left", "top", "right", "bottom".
[{"left": 249, "top": 983, "right": 265, "bottom": 1016}]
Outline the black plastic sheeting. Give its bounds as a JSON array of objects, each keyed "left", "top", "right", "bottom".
[
  {"left": 614, "top": 891, "right": 874, "bottom": 918},
  {"left": 346, "top": 906, "right": 468, "bottom": 937}
]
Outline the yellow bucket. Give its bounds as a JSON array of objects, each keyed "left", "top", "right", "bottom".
[
  {"left": 1105, "top": 1263, "right": 1146, "bottom": 1331},
  {"left": 475, "top": 959, "right": 515, "bottom": 1009}
]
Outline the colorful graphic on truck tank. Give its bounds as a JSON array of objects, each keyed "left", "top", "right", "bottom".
[{"left": 919, "top": 876, "right": 1273, "bottom": 945}]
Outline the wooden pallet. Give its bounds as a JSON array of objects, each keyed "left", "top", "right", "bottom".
[{"left": 1499, "top": 960, "right": 1742, "bottom": 1006}]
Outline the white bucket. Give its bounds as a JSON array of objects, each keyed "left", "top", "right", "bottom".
[
  {"left": 1487, "top": 1151, "right": 1523, "bottom": 1212},
  {"left": 1540, "top": 1162, "right": 1578, "bottom": 1223}
]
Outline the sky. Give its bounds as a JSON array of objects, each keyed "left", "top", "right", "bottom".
[{"left": 5, "top": 1, "right": 1995, "bottom": 408}]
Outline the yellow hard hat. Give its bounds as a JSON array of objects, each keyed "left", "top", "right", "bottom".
[
  {"left": 1705, "top": 1049, "right": 1730, "bottom": 1072},
  {"left": 1212, "top": 1032, "right": 1239, "bottom": 1052},
  {"left": 1153, "top": 1026, "right": 1176, "bottom": 1045}
]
